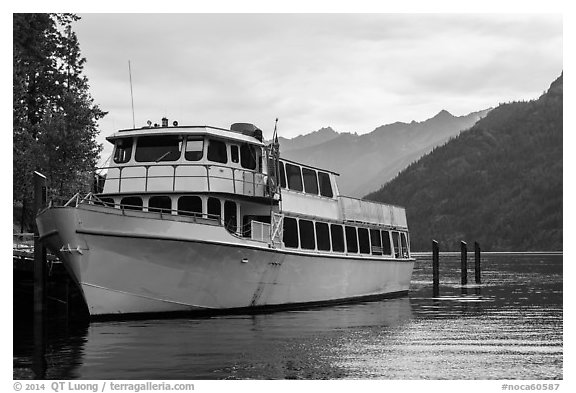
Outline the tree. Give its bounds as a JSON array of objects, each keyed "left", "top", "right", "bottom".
[{"left": 13, "top": 13, "right": 106, "bottom": 231}]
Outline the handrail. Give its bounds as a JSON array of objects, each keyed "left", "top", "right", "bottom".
[
  {"left": 64, "top": 192, "right": 81, "bottom": 207},
  {"left": 78, "top": 193, "right": 224, "bottom": 224},
  {"left": 94, "top": 162, "right": 262, "bottom": 174},
  {"left": 100, "top": 162, "right": 270, "bottom": 197}
]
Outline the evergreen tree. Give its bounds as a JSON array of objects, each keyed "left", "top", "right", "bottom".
[
  {"left": 13, "top": 13, "right": 106, "bottom": 230},
  {"left": 365, "top": 75, "right": 562, "bottom": 252}
]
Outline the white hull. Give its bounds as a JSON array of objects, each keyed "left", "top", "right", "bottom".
[{"left": 37, "top": 205, "right": 414, "bottom": 316}]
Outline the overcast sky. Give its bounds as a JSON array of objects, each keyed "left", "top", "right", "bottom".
[{"left": 72, "top": 13, "right": 562, "bottom": 157}]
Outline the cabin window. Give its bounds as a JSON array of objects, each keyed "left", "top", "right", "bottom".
[
  {"left": 286, "top": 163, "right": 303, "bottom": 191},
  {"left": 279, "top": 162, "right": 287, "bottom": 188},
  {"left": 315, "top": 222, "right": 331, "bottom": 251},
  {"left": 302, "top": 168, "right": 319, "bottom": 195},
  {"left": 224, "top": 201, "right": 237, "bottom": 233},
  {"left": 392, "top": 232, "right": 400, "bottom": 258},
  {"left": 401, "top": 233, "right": 409, "bottom": 258},
  {"left": 381, "top": 230, "right": 392, "bottom": 255},
  {"left": 178, "top": 196, "right": 202, "bottom": 217},
  {"left": 299, "top": 219, "right": 315, "bottom": 250},
  {"left": 207, "top": 197, "right": 221, "bottom": 221},
  {"left": 148, "top": 196, "right": 172, "bottom": 213},
  {"left": 370, "top": 229, "right": 383, "bottom": 255},
  {"left": 207, "top": 139, "right": 228, "bottom": 164},
  {"left": 113, "top": 138, "right": 133, "bottom": 164},
  {"left": 330, "top": 224, "right": 345, "bottom": 252},
  {"left": 283, "top": 217, "right": 299, "bottom": 248},
  {"left": 345, "top": 226, "right": 358, "bottom": 253},
  {"left": 240, "top": 144, "right": 257, "bottom": 170},
  {"left": 185, "top": 137, "right": 204, "bottom": 161},
  {"left": 318, "top": 172, "right": 333, "bottom": 198},
  {"left": 231, "top": 145, "right": 239, "bottom": 163},
  {"left": 358, "top": 228, "right": 370, "bottom": 254},
  {"left": 120, "top": 196, "right": 142, "bottom": 211},
  {"left": 135, "top": 135, "right": 181, "bottom": 162}
]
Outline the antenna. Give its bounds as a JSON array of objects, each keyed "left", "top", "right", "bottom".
[{"left": 128, "top": 60, "right": 135, "bottom": 128}]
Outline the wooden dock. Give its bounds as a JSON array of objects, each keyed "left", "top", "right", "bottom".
[{"left": 13, "top": 234, "right": 88, "bottom": 321}]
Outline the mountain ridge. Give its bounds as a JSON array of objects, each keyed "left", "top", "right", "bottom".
[
  {"left": 364, "top": 74, "right": 563, "bottom": 251},
  {"left": 280, "top": 108, "right": 490, "bottom": 196}
]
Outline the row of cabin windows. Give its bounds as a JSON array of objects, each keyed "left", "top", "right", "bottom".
[
  {"left": 283, "top": 217, "right": 409, "bottom": 258},
  {"left": 275, "top": 161, "right": 333, "bottom": 198},
  {"left": 100, "top": 195, "right": 238, "bottom": 232},
  {"left": 113, "top": 136, "right": 259, "bottom": 170}
]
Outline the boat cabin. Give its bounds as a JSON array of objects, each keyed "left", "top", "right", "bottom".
[{"left": 95, "top": 120, "right": 411, "bottom": 259}]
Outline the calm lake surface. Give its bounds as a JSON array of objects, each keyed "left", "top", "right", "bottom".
[{"left": 13, "top": 253, "right": 562, "bottom": 380}]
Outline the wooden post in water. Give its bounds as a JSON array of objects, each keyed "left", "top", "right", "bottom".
[
  {"left": 474, "top": 241, "right": 481, "bottom": 284},
  {"left": 432, "top": 240, "right": 439, "bottom": 297},
  {"left": 33, "top": 171, "right": 47, "bottom": 318},
  {"left": 460, "top": 241, "right": 468, "bottom": 286},
  {"left": 32, "top": 171, "right": 47, "bottom": 379}
]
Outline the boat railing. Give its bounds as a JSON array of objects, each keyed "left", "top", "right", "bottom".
[
  {"left": 337, "top": 195, "right": 408, "bottom": 229},
  {"left": 67, "top": 192, "right": 225, "bottom": 225},
  {"left": 98, "top": 163, "right": 270, "bottom": 198}
]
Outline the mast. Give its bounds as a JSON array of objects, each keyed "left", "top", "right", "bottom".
[{"left": 128, "top": 60, "right": 136, "bottom": 129}]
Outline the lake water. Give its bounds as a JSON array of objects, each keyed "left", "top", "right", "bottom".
[{"left": 13, "top": 253, "right": 563, "bottom": 380}]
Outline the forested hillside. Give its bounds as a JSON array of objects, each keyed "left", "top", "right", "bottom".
[{"left": 365, "top": 75, "right": 562, "bottom": 251}]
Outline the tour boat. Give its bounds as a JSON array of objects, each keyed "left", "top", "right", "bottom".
[{"left": 36, "top": 119, "right": 415, "bottom": 317}]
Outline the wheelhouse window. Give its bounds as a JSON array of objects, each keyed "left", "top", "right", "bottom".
[
  {"left": 392, "top": 231, "right": 400, "bottom": 258},
  {"left": 231, "top": 145, "right": 239, "bottom": 163},
  {"left": 120, "top": 196, "right": 142, "bottom": 211},
  {"left": 283, "top": 217, "right": 299, "bottom": 248},
  {"left": 382, "top": 231, "right": 392, "bottom": 255},
  {"left": 345, "top": 226, "right": 358, "bottom": 253},
  {"left": 178, "top": 196, "right": 202, "bottom": 217},
  {"left": 279, "top": 162, "right": 287, "bottom": 188},
  {"left": 207, "top": 139, "right": 228, "bottom": 164},
  {"left": 113, "top": 138, "right": 133, "bottom": 164},
  {"left": 240, "top": 144, "right": 257, "bottom": 170},
  {"left": 358, "top": 228, "right": 370, "bottom": 254},
  {"left": 135, "top": 135, "right": 182, "bottom": 162},
  {"left": 370, "top": 229, "right": 382, "bottom": 255},
  {"left": 286, "top": 163, "right": 303, "bottom": 191},
  {"left": 315, "top": 222, "right": 331, "bottom": 251},
  {"left": 318, "top": 172, "right": 333, "bottom": 198},
  {"left": 299, "top": 219, "right": 315, "bottom": 250},
  {"left": 401, "top": 233, "right": 409, "bottom": 258},
  {"left": 330, "top": 224, "right": 345, "bottom": 252},
  {"left": 224, "top": 201, "right": 237, "bottom": 233},
  {"left": 302, "top": 168, "right": 319, "bottom": 195},
  {"left": 207, "top": 197, "right": 221, "bottom": 220},
  {"left": 148, "top": 196, "right": 172, "bottom": 213},
  {"left": 185, "top": 137, "right": 204, "bottom": 161}
]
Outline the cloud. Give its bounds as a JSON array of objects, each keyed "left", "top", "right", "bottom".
[{"left": 75, "top": 13, "right": 562, "bottom": 147}]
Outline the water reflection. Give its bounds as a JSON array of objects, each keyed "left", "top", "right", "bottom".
[{"left": 13, "top": 254, "right": 562, "bottom": 380}]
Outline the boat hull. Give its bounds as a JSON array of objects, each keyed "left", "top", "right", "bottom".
[{"left": 37, "top": 205, "right": 414, "bottom": 316}]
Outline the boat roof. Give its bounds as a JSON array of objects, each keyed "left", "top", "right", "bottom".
[
  {"left": 280, "top": 157, "right": 340, "bottom": 176},
  {"left": 106, "top": 125, "right": 266, "bottom": 146}
]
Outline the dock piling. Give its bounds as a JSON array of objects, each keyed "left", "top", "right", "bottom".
[
  {"left": 32, "top": 171, "right": 47, "bottom": 379},
  {"left": 432, "top": 240, "right": 439, "bottom": 297},
  {"left": 474, "top": 242, "right": 481, "bottom": 284},
  {"left": 460, "top": 241, "right": 468, "bottom": 286},
  {"left": 33, "top": 171, "right": 48, "bottom": 318}
]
